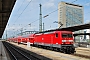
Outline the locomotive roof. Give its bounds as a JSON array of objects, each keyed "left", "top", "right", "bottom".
[{"left": 35, "top": 29, "right": 70, "bottom": 34}]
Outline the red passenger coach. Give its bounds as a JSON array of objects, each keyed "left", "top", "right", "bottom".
[
  {"left": 28, "top": 34, "right": 35, "bottom": 45},
  {"left": 34, "top": 30, "right": 75, "bottom": 53},
  {"left": 21, "top": 34, "right": 35, "bottom": 45}
]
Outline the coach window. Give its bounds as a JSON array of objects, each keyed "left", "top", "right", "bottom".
[{"left": 55, "top": 33, "right": 58, "bottom": 38}]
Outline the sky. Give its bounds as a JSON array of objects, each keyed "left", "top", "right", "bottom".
[{"left": 2, "top": 0, "right": 90, "bottom": 38}]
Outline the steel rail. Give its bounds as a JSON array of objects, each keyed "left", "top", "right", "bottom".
[
  {"left": 3, "top": 42, "right": 17, "bottom": 60},
  {"left": 3, "top": 42, "right": 31, "bottom": 60}
]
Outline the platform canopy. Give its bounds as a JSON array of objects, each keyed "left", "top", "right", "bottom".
[
  {"left": 73, "top": 33, "right": 90, "bottom": 36},
  {"left": 0, "top": 0, "right": 16, "bottom": 38},
  {"left": 37, "top": 23, "right": 90, "bottom": 33},
  {"left": 57, "top": 23, "right": 90, "bottom": 32}
]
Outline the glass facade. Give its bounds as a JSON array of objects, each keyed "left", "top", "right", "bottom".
[
  {"left": 66, "top": 6, "right": 83, "bottom": 27},
  {"left": 58, "top": 2, "right": 83, "bottom": 28}
]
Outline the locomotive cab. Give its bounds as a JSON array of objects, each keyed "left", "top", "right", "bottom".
[
  {"left": 60, "top": 31, "right": 75, "bottom": 53},
  {"left": 61, "top": 33, "right": 74, "bottom": 44}
]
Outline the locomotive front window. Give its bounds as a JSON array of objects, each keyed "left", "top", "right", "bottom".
[
  {"left": 62, "top": 34, "right": 73, "bottom": 38},
  {"left": 68, "top": 34, "right": 73, "bottom": 37}
]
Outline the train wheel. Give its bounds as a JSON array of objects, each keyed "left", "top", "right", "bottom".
[
  {"left": 46, "top": 46, "right": 49, "bottom": 50},
  {"left": 56, "top": 48, "right": 59, "bottom": 51},
  {"left": 59, "top": 48, "right": 64, "bottom": 53},
  {"left": 71, "top": 51, "right": 74, "bottom": 54},
  {"left": 38, "top": 45, "right": 41, "bottom": 48},
  {"left": 43, "top": 46, "right": 46, "bottom": 49},
  {"left": 50, "top": 47, "right": 54, "bottom": 51},
  {"left": 65, "top": 49, "right": 71, "bottom": 54},
  {"left": 65, "top": 50, "right": 69, "bottom": 54},
  {"left": 56, "top": 48, "right": 60, "bottom": 52}
]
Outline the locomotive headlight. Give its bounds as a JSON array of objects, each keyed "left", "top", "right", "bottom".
[
  {"left": 62, "top": 40, "right": 66, "bottom": 42},
  {"left": 69, "top": 40, "right": 73, "bottom": 42}
]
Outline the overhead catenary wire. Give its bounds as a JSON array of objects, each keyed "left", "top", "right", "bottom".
[
  {"left": 12, "top": 0, "right": 79, "bottom": 29},
  {"left": 7, "top": 0, "right": 80, "bottom": 37},
  {"left": 8, "top": 0, "right": 33, "bottom": 30},
  {"left": 43, "top": 0, "right": 78, "bottom": 18},
  {"left": 10, "top": 18, "right": 39, "bottom": 35},
  {"left": 21, "top": 19, "right": 39, "bottom": 29},
  {"left": 18, "top": 0, "right": 79, "bottom": 32},
  {"left": 14, "top": 0, "right": 32, "bottom": 23},
  {"left": 5, "top": 0, "right": 33, "bottom": 37},
  {"left": 16, "top": 0, "right": 26, "bottom": 14},
  {"left": 8, "top": 0, "right": 25, "bottom": 27},
  {"left": 14, "top": 0, "right": 79, "bottom": 35},
  {"left": 21, "top": 0, "right": 79, "bottom": 30}
]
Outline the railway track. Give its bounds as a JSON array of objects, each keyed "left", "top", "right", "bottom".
[
  {"left": 32, "top": 44, "right": 90, "bottom": 59},
  {"left": 72, "top": 53, "right": 90, "bottom": 59},
  {"left": 35, "top": 45, "right": 90, "bottom": 59},
  {"left": 2, "top": 41, "right": 41, "bottom": 60},
  {"left": 7, "top": 42, "right": 90, "bottom": 60},
  {"left": 73, "top": 48, "right": 90, "bottom": 59},
  {"left": 76, "top": 47, "right": 90, "bottom": 51}
]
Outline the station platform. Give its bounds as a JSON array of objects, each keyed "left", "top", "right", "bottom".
[
  {"left": 8, "top": 41, "right": 90, "bottom": 60},
  {"left": 0, "top": 40, "right": 90, "bottom": 60},
  {"left": 0, "top": 41, "right": 10, "bottom": 60}
]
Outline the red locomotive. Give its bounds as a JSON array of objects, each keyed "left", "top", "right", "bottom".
[
  {"left": 33, "top": 30, "right": 75, "bottom": 53},
  {"left": 8, "top": 30, "right": 75, "bottom": 54}
]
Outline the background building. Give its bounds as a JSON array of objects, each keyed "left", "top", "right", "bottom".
[
  {"left": 58, "top": 1, "right": 84, "bottom": 42},
  {"left": 58, "top": 1, "right": 84, "bottom": 28}
]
